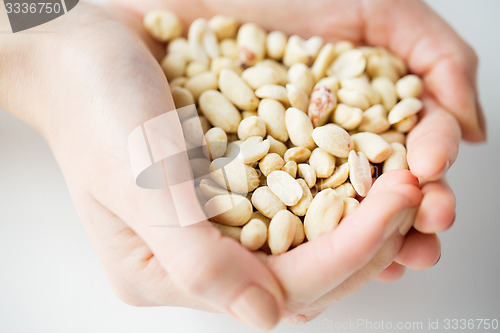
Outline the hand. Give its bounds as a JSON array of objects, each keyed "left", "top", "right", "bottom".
[{"left": 113, "top": 0, "right": 484, "bottom": 286}]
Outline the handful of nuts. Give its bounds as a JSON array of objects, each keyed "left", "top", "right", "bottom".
[{"left": 144, "top": 11, "right": 423, "bottom": 254}]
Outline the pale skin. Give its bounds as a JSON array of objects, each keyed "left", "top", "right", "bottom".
[{"left": 0, "top": 0, "right": 485, "bottom": 330}]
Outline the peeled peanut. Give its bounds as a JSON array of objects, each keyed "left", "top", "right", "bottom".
[
  {"left": 256, "top": 60, "right": 289, "bottom": 85},
  {"left": 268, "top": 210, "right": 298, "bottom": 255},
  {"left": 351, "top": 132, "right": 392, "bottom": 163},
  {"left": 237, "top": 116, "right": 266, "bottom": 140},
  {"left": 342, "top": 197, "right": 359, "bottom": 218},
  {"left": 341, "top": 77, "right": 381, "bottom": 105},
  {"left": 283, "top": 35, "right": 313, "bottom": 67},
  {"left": 205, "top": 194, "right": 252, "bottom": 226},
  {"left": 312, "top": 124, "right": 353, "bottom": 158},
  {"left": 167, "top": 38, "right": 190, "bottom": 59},
  {"left": 311, "top": 43, "right": 336, "bottom": 82},
  {"left": 286, "top": 84, "right": 309, "bottom": 112},
  {"left": 327, "top": 49, "right": 366, "bottom": 79},
  {"left": 219, "top": 69, "right": 260, "bottom": 111},
  {"left": 237, "top": 136, "right": 270, "bottom": 164},
  {"left": 199, "top": 90, "right": 241, "bottom": 133},
  {"left": 161, "top": 53, "right": 187, "bottom": 81},
  {"left": 285, "top": 107, "right": 316, "bottom": 149},
  {"left": 242, "top": 66, "right": 281, "bottom": 90},
  {"left": 224, "top": 141, "right": 242, "bottom": 159},
  {"left": 334, "top": 182, "right": 356, "bottom": 199},
  {"left": 332, "top": 104, "right": 363, "bottom": 130},
  {"left": 304, "top": 189, "right": 344, "bottom": 241},
  {"left": 144, "top": 10, "right": 183, "bottom": 42},
  {"left": 288, "top": 63, "right": 314, "bottom": 95},
  {"left": 241, "top": 219, "right": 268, "bottom": 251},
  {"left": 396, "top": 74, "right": 422, "bottom": 99},
  {"left": 371, "top": 76, "right": 397, "bottom": 110},
  {"left": 393, "top": 114, "right": 418, "bottom": 133},
  {"left": 317, "top": 162, "right": 349, "bottom": 190},
  {"left": 210, "top": 57, "right": 241, "bottom": 76},
  {"left": 267, "top": 135, "right": 288, "bottom": 157},
  {"left": 308, "top": 85, "right": 337, "bottom": 127},
  {"left": 380, "top": 130, "right": 406, "bottom": 145},
  {"left": 297, "top": 164, "right": 317, "bottom": 188},
  {"left": 388, "top": 97, "right": 423, "bottom": 125},
  {"left": 210, "top": 158, "right": 259, "bottom": 193},
  {"left": 309, "top": 148, "right": 336, "bottom": 178},
  {"left": 251, "top": 186, "right": 286, "bottom": 218},
  {"left": 291, "top": 217, "right": 306, "bottom": 247},
  {"left": 257, "top": 99, "right": 289, "bottom": 142},
  {"left": 199, "top": 178, "right": 230, "bottom": 199},
  {"left": 237, "top": 23, "right": 267, "bottom": 66},
  {"left": 186, "top": 61, "right": 209, "bottom": 77},
  {"left": 211, "top": 222, "right": 242, "bottom": 241},
  {"left": 251, "top": 211, "right": 271, "bottom": 227},
  {"left": 220, "top": 38, "right": 239, "bottom": 59},
  {"left": 348, "top": 150, "right": 372, "bottom": 197},
  {"left": 171, "top": 86, "right": 195, "bottom": 109},
  {"left": 259, "top": 153, "right": 285, "bottom": 177},
  {"left": 282, "top": 160, "right": 298, "bottom": 178},
  {"left": 188, "top": 18, "right": 210, "bottom": 63},
  {"left": 255, "top": 85, "right": 289, "bottom": 106},
  {"left": 181, "top": 116, "right": 207, "bottom": 146},
  {"left": 267, "top": 170, "right": 304, "bottom": 206},
  {"left": 208, "top": 15, "right": 238, "bottom": 40},
  {"left": 203, "top": 127, "right": 228, "bottom": 160},
  {"left": 358, "top": 104, "right": 390, "bottom": 133},
  {"left": 337, "top": 89, "right": 370, "bottom": 110},
  {"left": 289, "top": 179, "right": 313, "bottom": 217},
  {"left": 315, "top": 76, "right": 340, "bottom": 93},
  {"left": 366, "top": 48, "right": 406, "bottom": 82},
  {"left": 284, "top": 147, "right": 311, "bottom": 163},
  {"left": 185, "top": 72, "right": 218, "bottom": 101},
  {"left": 266, "top": 31, "right": 287, "bottom": 61},
  {"left": 383, "top": 142, "right": 409, "bottom": 173},
  {"left": 170, "top": 76, "right": 188, "bottom": 88}
]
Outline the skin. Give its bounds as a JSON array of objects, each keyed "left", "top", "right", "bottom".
[{"left": 0, "top": 0, "right": 485, "bottom": 329}]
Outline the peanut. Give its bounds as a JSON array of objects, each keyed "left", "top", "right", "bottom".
[
  {"left": 203, "top": 127, "right": 228, "bottom": 160},
  {"left": 282, "top": 160, "right": 298, "bottom": 178},
  {"left": 199, "top": 178, "right": 230, "bottom": 199},
  {"left": 285, "top": 107, "right": 316, "bottom": 149},
  {"left": 208, "top": 15, "right": 238, "bottom": 40},
  {"left": 267, "top": 135, "right": 288, "bottom": 157},
  {"left": 396, "top": 74, "right": 423, "bottom": 99},
  {"left": 241, "top": 219, "right": 268, "bottom": 251},
  {"left": 237, "top": 136, "right": 271, "bottom": 164},
  {"left": 342, "top": 197, "right": 359, "bottom": 218},
  {"left": 304, "top": 189, "right": 344, "bottom": 241},
  {"left": 237, "top": 23, "right": 267, "bottom": 66},
  {"left": 210, "top": 158, "right": 259, "bottom": 193},
  {"left": 267, "top": 170, "right": 304, "bottom": 206},
  {"left": 312, "top": 124, "right": 353, "bottom": 158},
  {"left": 242, "top": 65, "right": 282, "bottom": 90},
  {"left": 327, "top": 49, "right": 366, "bottom": 79},
  {"left": 144, "top": 10, "right": 182, "bottom": 42},
  {"left": 288, "top": 63, "right": 314, "bottom": 95},
  {"left": 266, "top": 31, "right": 288, "bottom": 61},
  {"left": 388, "top": 97, "right": 423, "bottom": 125},
  {"left": 284, "top": 147, "right": 312, "bottom": 163},
  {"left": 237, "top": 116, "right": 267, "bottom": 140},
  {"left": 259, "top": 153, "right": 285, "bottom": 177},
  {"left": 383, "top": 142, "right": 409, "bottom": 173},
  {"left": 332, "top": 104, "right": 363, "bottom": 130},
  {"left": 348, "top": 150, "right": 372, "bottom": 197},
  {"left": 199, "top": 90, "right": 241, "bottom": 133},
  {"left": 309, "top": 148, "right": 336, "bottom": 178},
  {"left": 204, "top": 194, "right": 253, "bottom": 226},
  {"left": 289, "top": 179, "right": 313, "bottom": 217},
  {"left": 257, "top": 99, "right": 289, "bottom": 142},
  {"left": 286, "top": 84, "right": 309, "bottom": 112},
  {"left": 297, "top": 163, "right": 317, "bottom": 188},
  {"left": 358, "top": 104, "right": 390, "bottom": 134},
  {"left": 268, "top": 210, "right": 298, "bottom": 255},
  {"left": 184, "top": 72, "right": 218, "bottom": 101},
  {"left": 251, "top": 186, "right": 287, "bottom": 218},
  {"left": 255, "top": 84, "right": 289, "bottom": 106},
  {"left": 317, "top": 163, "right": 349, "bottom": 190},
  {"left": 218, "top": 69, "right": 260, "bottom": 111},
  {"left": 351, "top": 132, "right": 392, "bottom": 163},
  {"left": 308, "top": 85, "right": 337, "bottom": 127}
]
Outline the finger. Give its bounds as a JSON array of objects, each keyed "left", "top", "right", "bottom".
[
  {"left": 395, "top": 229, "right": 441, "bottom": 270},
  {"left": 375, "top": 262, "right": 406, "bottom": 282},
  {"left": 266, "top": 170, "right": 422, "bottom": 313},
  {"left": 406, "top": 96, "right": 461, "bottom": 183},
  {"left": 364, "top": 0, "right": 485, "bottom": 141},
  {"left": 414, "top": 180, "right": 456, "bottom": 233}
]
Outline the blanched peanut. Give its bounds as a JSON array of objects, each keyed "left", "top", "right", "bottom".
[
  {"left": 202, "top": 28, "right": 220, "bottom": 60},
  {"left": 317, "top": 163, "right": 349, "bottom": 190},
  {"left": 297, "top": 163, "right": 317, "bottom": 188},
  {"left": 267, "top": 31, "right": 288, "bottom": 61},
  {"left": 257, "top": 99, "right": 289, "bottom": 142},
  {"left": 161, "top": 53, "right": 187, "bottom": 81},
  {"left": 327, "top": 49, "right": 366, "bottom": 79},
  {"left": 315, "top": 76, "right": 340, "bottom": 93},
  {"left": 288, "top": 63, "right": 314, "bottom": 95},
  {"left": 251, "top": 186, "right": 286, "bottom": 218},
  {"left": 351, "top": 132, "right": 392, "bottom": 163},
  {"left": 210, "top": 158, "right": 259, "bottom": 193},
  {"left": 171, "top": 86, "right": 195, "bottom": 109},
  {"left": 342, "top": 197, "right": 359, "bottom": 218},
  {"left": 210, "top": 57, "right": 241, "bottom": 76},
  {"left": 383, "top": 142, "right": 408, "bottom": 173},
  {"left": 259, "top": 153, "right": 285, "bottom": 177},
  {"left": 286, "top": 84, "right": 309, "bottom": 112},
  {"left": 282, "top": 160, "right": 298, "bottom": 178},
  {"left": 219, "top": 69, "right": 260, "bottom": 111},
  {"left": 284, "top": 147, "right": 311, "bottom": 163},
  {"left": 372, "top": 76, "right": 397, "bottom": 111},
  {"left": 308, "top": 85, "right": 337, "bottom": 127},
  {"left": 241, "top": 111, "right": 257, "bottom": 119},
  {"left": 256, "top": 60, "right": 289, "bottom": 85},
  {"left": 211, "top": 222, "right": 242, "bottom": 241},
  {"left": 366, "top": 49, "right": 406, "bottom": 82},
  {"left": 267, "top": 170, "right": 304, "bottom": 206},
  {"left": 255, "top": 85, "right": 289, "bottom": 106},
  {"left": 181, "top": 116, "right": 206, "bottom": 146},
  {"left": 337, "top": 89, "right": 370, "bottom": 110},
  {"left": 167, "top": 38, "right": 190, "bottom": 59},
  {"left": 184, "top": 72, "right": 218, "bottom": 101},
  {"left": 312, "top": 124, "right": 353, "bottom": 158},
  {"left": 348, "top": 150, "right": 372, "bottom": 197},
  {"left": 237, "top": 136, "right": 270, "bottom": 164},
  {"left": 285, "top": 107, "right": 316, "bottom": 149},
  {"left": 237, "top": 23, "right": 267, "bottom": 66},
  {"left": 220, "top": 38, "right": 239, "bottom": 59},
  {"left": 205, "top": 194, "right": 252, "bottom": 226},
  {"left": 341, "top": 77, "right": 381, "bottom": 105},
  {"left": 242, "top": 65, "right": 282, "bottom": 89},
  {"left": 224, "top": 140, "right": 242, "bottom": 159},
  {"left": 170, "top": 76, "right": 188, "bottom": 87},
  {"left": 268, "top": 210, "right": 298, "bottom": 255},
  {"left": 334, "top": 182, "right": 356, "bottom": 199},
  {"left": 208, "top": 15, "right": 238, "bottom": 40},
  {"left": 188, "top": 18, "right": 210, "bottom": 63},
  {"left": 396, "top": 74, "right": 422, "bottom": 99},
  {"left": 251, "top": 211, "right": 271, "bottom": 227},
  {"left": 144, "top": 10, "right": 183, "bottom": 42},
  {"left": 334, "top": 40, "right": 355, "bottom": 55},
  {"left": 304, "top": 189, "right": 344, "bottom": 241},
  {"left": 203, "top": 127, "right": 227, "bottom": 160},
  {"left": 199, "top": 178, "right": 230, "bottom": 199},
  {"left": 237, "top": 116, "right": 266, "bottom": 140},
  {"left": 186, "top": 61, "right": 209, "bottom": 77},
  {"left": 358, "top": 104, "right": 390, "bottom": 134},
  {"left": 289, "top": 179, "right": 313, "bottom": 216},
  {"left": 241, "top": 219, "right": 268, "bottom": 251},
  {"left": 380, "top": 130, "right": 406, "bottom": 145},
  {"left": 199, "top": 90, "right": 241, "bottom": 133},
  {"left": 283, "top": 35, "right": 313, "bottom": 67},
  {"left": 291, "top": 217, "right": 306, "bottom": 247},
  {"left": 393, "top": 114, "right": 418, "bottom": 133},
  {"left": 388, "top": 97, "right": 423, "bottom": 125},
  {"left": 311, "top": 43, "right": 336, "bottom": 82},
  {"left": 332, "top": 104, "right": 363, "bottom": 130},
  {"left": 309, "top": 148, "right": 336, "bottom": 178},
  {"left": 267, "top": 135, "right": 288, "bottom": 157}
]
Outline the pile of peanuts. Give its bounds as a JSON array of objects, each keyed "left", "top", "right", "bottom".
[{"left": 144, "top": 11, "right": 423, "bottom": 254}]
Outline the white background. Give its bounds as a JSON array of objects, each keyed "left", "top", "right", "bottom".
[{"left": 1, "top": 0, "right": 499, "bottom": 332}]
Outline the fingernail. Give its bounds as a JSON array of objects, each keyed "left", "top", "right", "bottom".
[
  {"left": 384, "top": 208, "right": 415, "bottom": 239},
  {"left": 230, "top": 284, "right": 280, "bottom": 330}
]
